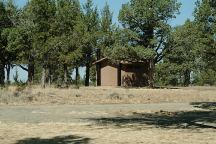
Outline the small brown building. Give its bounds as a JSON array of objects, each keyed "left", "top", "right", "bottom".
[{"left": 94, "top": 58, "right": 150, "bottom": 87}]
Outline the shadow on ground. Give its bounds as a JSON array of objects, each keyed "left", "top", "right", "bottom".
[
  {"left": 191, "top": 102, "right": 216, "bottom": 110},
  {"left": 15, "top": 135, "right": 90, "bottom": 144},
  {"left": 88, "top": 110, "right": 216, "bottom": 129}
]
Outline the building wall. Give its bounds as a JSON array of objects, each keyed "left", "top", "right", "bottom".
[
  {"left": 97, "top": 60, "right": 149, "bottom": 87},
  {"left": 100, "top": 61, "right": 118, "bottom": 86},
  {"left": 121, "top": 63, "right": 149, "bottom": 87}
]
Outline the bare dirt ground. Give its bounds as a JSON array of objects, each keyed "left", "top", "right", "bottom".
[
  {"left": 0, "top": 86, "right": 216, "bottom": 144},
  {"left": 1, "top": 122, "right": 216, "bottom": 144}
]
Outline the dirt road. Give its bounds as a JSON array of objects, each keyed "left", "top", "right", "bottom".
[
  {"left": 1, "top": 103, "right": 216, "bottom": 144},
  {"left": 0, "top": 103, "right": 198, "bottom": 123}
]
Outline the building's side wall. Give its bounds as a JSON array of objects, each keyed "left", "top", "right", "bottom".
[
  {"left": 121, "top": 63, "right": 149, "bottom": 87},
  {"left": 100, "top": 61, "right": 118, "bottom": 86}
]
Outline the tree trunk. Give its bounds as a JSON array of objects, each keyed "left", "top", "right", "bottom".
[
  {"left": 85, "top": 62, "right": 90, "bottom": 86},
  {"left": 148, "top": 59, "right": 155, "bottom": 88},
  {"left": 47, "top": 66, "right": 51, "bottom": 86},
  {"left": 75, "top": 66, "right": 79, "bottom": 86},
  {"left": 6, "top": 64, "right": 10, "bottom": 84},
  {"left": 0, "top": 63, "right": 5, "bottom": 86},
  {"left": 63, "top": 64, "right": 68, "bottom": 87},
  {"left": 28, "top": 63, "right": 34, "bottom": 85},
  {"left": 41, "top": 66, "right": 47, "bottom": 88},
  {"left": 143, "top": 28, "right": 154, "bottom": 88},
  {"left": 184, "top": 69, "right": 191, "bottom": 87}
]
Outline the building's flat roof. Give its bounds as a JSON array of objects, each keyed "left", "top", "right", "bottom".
[
  {"left": 93, "top": 57, "right": 147, "bottom": 65},
  {"left": 93, "top": 58, "right": 108, "bottom": 64}
]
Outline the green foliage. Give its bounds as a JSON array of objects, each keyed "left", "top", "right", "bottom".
[
  {"left": 194, "top": 0, "right": 216, "bottom": 85},
  {"left": 155, "top": 63, "right": 180, "bottom": 86},
  {"left": 155, "top": 0, "right": 216, "bottom": 86},
  {"left": 195, "top": 0, "right": 216, "bottom": 69},
  {"left": 194, "top": 69, "right": 216, "bottom": 86},
  {"left": 53, "top": 0, "right": 82, "bottom": 66},
  {"left": 90, "top": 65, "right": 96, "bottom": 85},
  {"left": 155, "top": 20, "right": 201, "bottom": 86},
  {"left": 99, "top": 2, "right": 115, "bottom": 57},
  {"left": 117, "top": 0, "right": 181, "bottom": 63},
  {"left": 101, "top": 2, "right": 113, "bottom": 33},
  {"left": 80, "top": 0, "right": 100, "bottom": 86},
  {"left": 81, "top": 0, "right": 100, "bottom": 57},
  {"left": 0, "top": 0, "right": 18, "bottom": 85}
]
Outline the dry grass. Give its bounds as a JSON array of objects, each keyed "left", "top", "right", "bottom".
[{"left": 0, "top": 86, "right": 216, "bottom": 105}]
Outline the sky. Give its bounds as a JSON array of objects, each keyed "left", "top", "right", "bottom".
[
  {"left": 11, "top": 0, "right": 197, "bottom": 81},
  {"left": 15, "top": 0, "right": 197, "bottom": 26}
]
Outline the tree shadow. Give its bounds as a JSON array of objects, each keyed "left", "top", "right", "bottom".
[
  {"left": 15, "top": 135, "right": 91, "bottom": 144},
  {"left": 88, "top": 110, "right": 216, "bottom": 129},
  {"left": 191, "top": 102, "right": 216, "bottom": 110}
]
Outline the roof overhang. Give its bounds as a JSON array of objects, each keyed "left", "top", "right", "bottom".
[{"left": 93, "top": 57, "right": 148, "bottom": 65}]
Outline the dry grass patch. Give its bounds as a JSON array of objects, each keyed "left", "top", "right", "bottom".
[{"left": 0, "top": 86, "right": 216, "bottom": 105}]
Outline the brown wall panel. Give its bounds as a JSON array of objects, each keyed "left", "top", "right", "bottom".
[{"left": 100, "top": 62, "right": 118, "bottom": 86}]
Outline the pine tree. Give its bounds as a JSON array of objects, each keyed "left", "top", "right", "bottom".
[
  {"left": 50, "top": 0, "right": 82, "bottom": 87},
  {"left": 25, "top": 0, "right": 56, "bottom": 87},
  {"left": 82, "top": 0, "right": 100, "bottom": 86},
  {"left": 195, "top": 0, "right": 216, "bottom": 68},
  {"left": 99, "top": 2, "right": 115, "bottom": 57},
  {"left": 0, "top": 0, "right": 17, "bottom": 85},
  {"left": 4, "top": 0, "right": 40, "bottom": 85},
  {"left": 155, "top": 20, "right": 201, "bottom": 86}
]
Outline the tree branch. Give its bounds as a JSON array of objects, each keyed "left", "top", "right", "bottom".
[
  {"left": 155, "top": 36, "right": 164, "bottom": 52},
  {"left": 18, "top": 65, "right": 28, "bottom": 72}
]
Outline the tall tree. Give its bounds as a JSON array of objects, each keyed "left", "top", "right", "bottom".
[
  {"left": 155, "top": 20, "right": 201, "bottom": 86},
  {"left": 99, "top": 2, "right": 115, "bottom": 56},
  {"left": 3, "top": 0, "right": 21, "bottom": 84},
  {"left": 116, "top": 0, "right": 181, "bottom": 87},
  {"left": 0, "top": 1, "right": 8, "bottom": 85},
  {"left": 82, "top": 0, "right": 100, "bottom": 86},
  {"left": 4, "top": 0, "right": 40, "bottom": 85},
  {"left": 25, "top": 0, "right": 56, "bottom": 87},
  {"left": 50, "top": 0, "right": 82, "bottom": 86},
  {"left": 0, "top": 0, "right": 17, "bottom": 85},
  {"left": 194, "top": 0, "right": 216, "bottom": 85}
]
